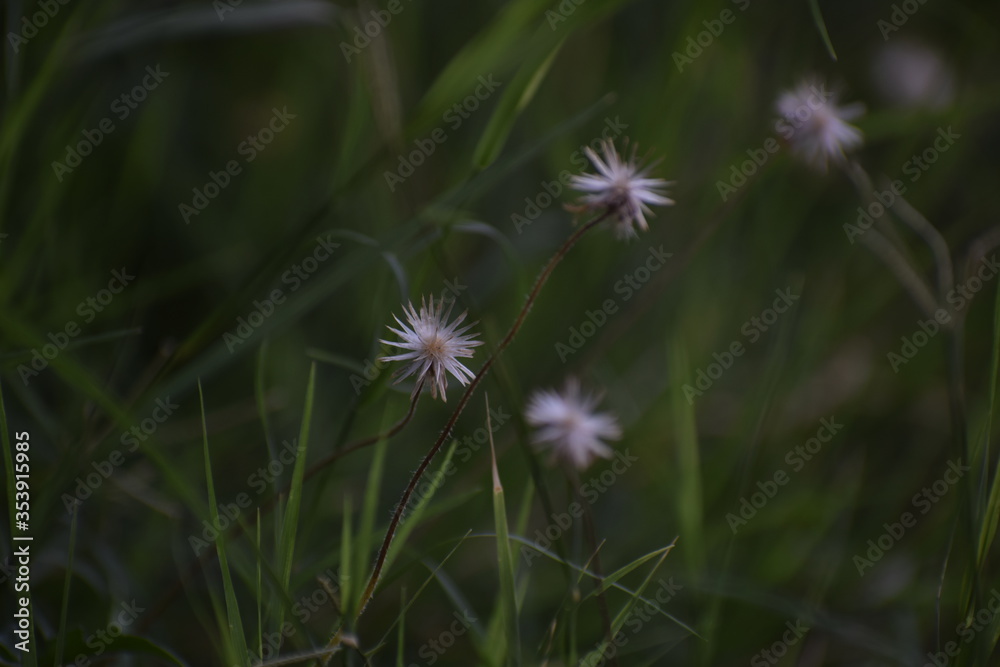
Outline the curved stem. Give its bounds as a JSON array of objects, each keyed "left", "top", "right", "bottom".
[
  {"left": 356, "top": 211, "right": 610, "bottom": 615},
  {"left": 301, "top": 377, "right": 425, "bottom": 487},
  {"left": 138, "top": 377, "right": 425, "bottom": 633}
]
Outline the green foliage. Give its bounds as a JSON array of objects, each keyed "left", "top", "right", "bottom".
[{"left": 3, "top": 0, "right": 1000, "bottom": 664}]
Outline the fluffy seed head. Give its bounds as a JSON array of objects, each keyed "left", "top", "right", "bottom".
[
  {"left": 776, "top": 78, "right": 864, "bottom": 171},
  {"left": 525, "top": 378, "right": 622, "bottom": 471},
  {"left": 379, "top": 295, "right": 483, "bottom": 401},
  {"left": 570, "top": 138, "right": 674, "bottom": 239}
]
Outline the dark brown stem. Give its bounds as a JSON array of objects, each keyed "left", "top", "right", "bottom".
[
  {"left": 138, "top": 378, "right": 425, "bottom": 633},
  {"left": 300, "top": 377, "right": 425, "bottom": 487},
  {"left": 356, "top": 211, "right": 610, "bottom": 615}
]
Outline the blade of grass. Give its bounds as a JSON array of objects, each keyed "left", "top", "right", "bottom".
[
  {"left": 808, "top": 0, "right": 838, "bottom": 61},
  {"left": 256, "top": 511, "right": 263, "bottom": 665},
  {"left": 472, "top": 35, "right": 565, "bottom": 169},
  {"left": 277, "top": 362, "right": 317, "bottom": 627},
  {"left": 488, "top": 395, "right": 521, "bottom": 665},
  {"left": 356, "top": 422, "right": 391, "bottom": 611},
  {"left": 199, "top": 379, "right": 249, "bottom": 664},
  {"left": 340, "top": 494, "right": 354, "bottom": 622},
  {"left": 669, "top": 339, "right": 704, "bottom": 574},
  {"left": 580, "top": 542, "right": 676, "bottom": 603},
  {"left": 578, "top": 551, "right": 671, "bottom": 664},
  {"left": 976, "top": 279, "right": 1000, "bottom": 563}
]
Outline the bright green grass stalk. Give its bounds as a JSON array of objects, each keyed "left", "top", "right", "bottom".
[
  {"left": 277, "top": 362, "right": 317, "bottom": 634},
  {"left": 200, "top": 379, "right": 250, "bottom": 665},
  {"left": 488, "top": 395, "right": 522, "bottom": 666}
]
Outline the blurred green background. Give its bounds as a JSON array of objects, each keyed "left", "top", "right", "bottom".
[{"left": 2, "top": 0, "right": 1000, "bottom": 664}]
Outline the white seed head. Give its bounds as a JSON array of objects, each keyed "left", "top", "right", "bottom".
[
  {"left": 379, "top": 295, "right": 483, "bottom": 401},
  {"left": 570, "top": 138, "right": 674, "bottom": 240},
  {"left": 776, "top": 78, "right": 864, "bottom": 171},
  {"left": 525, "top": 378, "right": 622, "bottom": 471}
]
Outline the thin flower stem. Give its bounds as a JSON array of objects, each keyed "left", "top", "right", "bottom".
[
  {"left": 356, "top": 210, "right": 612, "bottom": 615},
  {"left": 301, "top": 377, "right": 425, "bottom": 487},
  {"left": 860, "top": 227, "right": 940, "bottom": 319},
  {"left": 890, "top": 194, "right": 954, "bottom": 300},
  {"left": 137, "top": 377, "right": 426, "bottom": 633},
  {"left": 845, "top": 162, "right": 940, "bottom": 319}
]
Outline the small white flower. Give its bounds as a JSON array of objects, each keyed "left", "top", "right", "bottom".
[
  {"left": 776, "top": 78, "right": 864, "bottom": 171},
  {"left": 570, "top": 139, "right": 674, "bottom": 239},
  {"left": 525, "top": 379, "right": 622, "bottom": 470},
  {"left": 379, "top": 295, "right": 483, "bottom": 401}
]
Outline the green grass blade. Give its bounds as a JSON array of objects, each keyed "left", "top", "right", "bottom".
[
  {"left": 808, "top": 0, "right": 838, "bottom": 61},
  {"left": 340, "top": 494, "right": 354, "bottom": 621},
  {"left": 278, "top": 362, "right": 317, "bottom": 590},
  {"left": 199, "top": 379, "right": 249, "bottom": 664},
  {"left": 578, "top": 551, "right": 670, "bottom": 664},
  {"left": 256, "top": 511, "right": 263, "bottom": 665},
  {"left": 373, "top": 532, "right": 472, "bottom": 650},
  {"left": 976, "top": 279, "right": 1000, "bottom": 563},
  {"left": 472, "top": 35, "right": 565, "bottom": 169},
  {"left": 580, "top": 542, "right": 676, "bottom": 603},
  {"left": 669, "top": 338, "right": 704, "bottom": 574},
  {"left": 488, "top": 396, "right": 521, "bottom": 665},
  {"left": 356, "top": 419, "right": 391, "bottom": 608}
]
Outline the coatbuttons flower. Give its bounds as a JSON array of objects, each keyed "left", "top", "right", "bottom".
[
  {"left": 776, "top": 78, "right": 864, "bottom": 170},
  {"left": 379, "top": 295, "right": 483, "bottom": 401},
  {"left": 570, "top": 138, "right": 674, "bottom": 239},
  {"left": 525, "top": 378, "right": 622, "bottom": 470}
]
